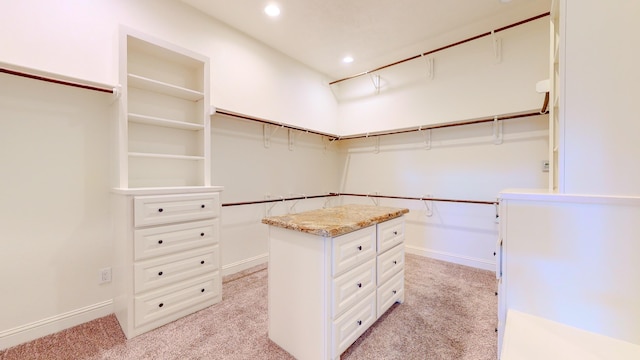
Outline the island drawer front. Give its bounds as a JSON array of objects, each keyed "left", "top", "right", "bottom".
[
  {"left": 134, "top": 219, "right": 218, "bottom": 260},
  {"left": 332, "top": 258, "right": 376, "bottom": 319},
  {"left": 332, "top": 292, "right": 377, "bottom": 358},
  {"left": 377, "top": 216, "right": 405, "bottom": 254},
  {"left": 332, "top": 226, "right": 376, "bottom": 276},
  {"left": 134, "top": 246, "right": 219, "bottom": 293},
  {"left": 134, "top": 273, "right": 220, "bottom": 327},
  {"left": 134, "top": 193, "right": 220, "bottom": 227},
  {"left": 377, "top": 243, "right": 404, "bottom": 285},
  {"left": 377, "top": 270, "right": 404, "bottom": 318}
]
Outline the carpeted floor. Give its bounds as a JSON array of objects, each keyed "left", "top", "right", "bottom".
[{"left": 0, "top": 254, "right": 497, "bottom": 359}]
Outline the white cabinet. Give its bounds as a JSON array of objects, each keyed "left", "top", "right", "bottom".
[
  {"left": 113, "top": 189, "right": 223, "bottom": 339},
  {"left": 116, "top": 27, "right": 211, "bottom": 189},
  {"left": 267, "top": 216, "right": 405, "bottom": 360}
]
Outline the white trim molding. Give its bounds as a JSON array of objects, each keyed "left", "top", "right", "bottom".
[
  {"left": 222, "top": 253, "right": 269, "bottom": 277},
  {"left": 405, "top": 245, "right": 495, "bottom": 271},
  {"left": 0, "top": 300, "right": 113, "bottom": 351}
]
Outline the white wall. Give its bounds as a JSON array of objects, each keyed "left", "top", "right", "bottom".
[
  {"left": 339, "top": 115, "right": 549, "bottom": 269},
  {"left": 334, "top": 16, "right": 549, "bottom": 135},
  {"left": 0, "top": 0, "right": 338, "bottom": 134},
  {"left": 211, "top": 115, "right": 344, "bottom": 274},
  {"left": 0, "top": 75, "right": 114, "bottom": 346},
  {"left": 561, "top": 0, "right": 640, "bottom": 196}
]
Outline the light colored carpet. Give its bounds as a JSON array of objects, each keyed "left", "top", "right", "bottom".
[{"left": 0, "top": 254, "right": 497, "bottom": 359}]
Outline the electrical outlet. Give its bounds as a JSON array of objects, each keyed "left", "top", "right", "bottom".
[
  {"left": 99, "top": 267, "right": 112, "bottom": 284},
  {"left": 542, "top": 160, "right": 550, "bottom": 172}
]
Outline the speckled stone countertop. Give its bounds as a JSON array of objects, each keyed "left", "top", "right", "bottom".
[{"left": 261, "top": 204, "right": 410, "bottom": 237}]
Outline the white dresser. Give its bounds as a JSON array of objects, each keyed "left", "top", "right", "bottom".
[
  {"left": 264, "top": 205, "right": 407, "bottom": 360},
  {"left": 112, "top": 187, "right": 223, "bottom": 338}
]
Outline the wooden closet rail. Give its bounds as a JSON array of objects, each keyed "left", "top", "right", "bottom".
[
  {"left": 214, "top": 108, "right": 340, "bottom": 140},
  {"left": 0, "top": 67, "right": 116, "bottom": 94},
  {"left": 335, "top": 193, "right": 498, "bottom": 206},
  {"left": 338, "top": 110, "right": 542, "bottom": 140},
  {"left": 222, "top": 193, "right": 338, "bottom": 207},
  {"left": 329, "top": 12, "right": 550, "bottom": 85}
]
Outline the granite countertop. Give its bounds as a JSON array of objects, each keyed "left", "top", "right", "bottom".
[{"left": 261, "top": 204, "right": 410, "bottom": 237}]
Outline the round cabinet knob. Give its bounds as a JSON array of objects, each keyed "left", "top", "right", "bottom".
[
  {"left": 357, "top": 245, "right": 362, "bottom": 251},
  {"left": 200, "top": 233, "right": 205, "bottom": 237},
  {"left": 158, "top": 240, "right": 163, "bottom": 244},
  {"left": 201, "top": 288, "right": 205, "bottom": 293},
  {"left": 356, "top": 282, "right": 362, "bottom": 288},
  {"left": 357, "top": 320, "right": 362, "bottom": 326},
  {"left": 158, "top": 271, "right": 163, "bottom": 276},
  {"left": 158, "top": 208, "right": 163, "bottom": 213},
  {"left": 393, "top": 260, "right": 397, "bottom": 265},
  {"left": 392, "top": 290, "right": 397, "bottom": 295},
  {"left": 201, "top": 204, "right": 205, "bottom": 208},
  {"left": 393, "top": 230, "right": 398, "bottom": 235},
  {"left": 158, "top": 303, "right": 164, "bottom": 308},
  {"left": 200, "top": 260, "right": 205, "bottom": 265}
]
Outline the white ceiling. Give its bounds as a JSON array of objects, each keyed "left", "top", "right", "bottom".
[{"left": 180, "top": 0, "right": 550, "bottom": 81}]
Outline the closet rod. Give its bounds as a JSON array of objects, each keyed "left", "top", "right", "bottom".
[
  {"left": 335, "top": 192, "right": 497, "bottom": 206},
  {"left": 222, "top": 193, "right": 338, "bottom": 207},
  {"left": 214, "top": 108, "right": 340, "bottom": 140},
  {"left": 0, "top": 67, "right": 115, "bottom": 94},
  {"left": 329, "top": 12, "right": 550, "bottom": 85},
  {"left": 338, "top": 110, "right": 541, "bottom": 140}
]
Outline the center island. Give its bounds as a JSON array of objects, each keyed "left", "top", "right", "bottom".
[{"left": 262, "top": 204, "right": 409, "bottom": 360}]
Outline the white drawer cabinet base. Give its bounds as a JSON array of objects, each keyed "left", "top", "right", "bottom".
[{"left": 268, "top": 216, "right": 405, "bottom": 360}]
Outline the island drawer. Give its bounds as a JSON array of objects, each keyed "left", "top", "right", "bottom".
[
  {"left": 377, "top": 270, "right": 404, "bottom": 318},
  {"left": 332, "top": 258, "right": 376, "bottom": 319},
  {"left": 377, "top": 243, "right": 404, "bottom": 285},
  {"left": 332, "top": 292, "right": 377, "bottom": 358},
  {"left": 377, "top": 216, "right": 405, "bottom": 254},
  {"left": 134, "top": 193, "right": 220, "bottom": 227},
  {"left": 332, "top": 225, "right": 376, "bottom": 276}
]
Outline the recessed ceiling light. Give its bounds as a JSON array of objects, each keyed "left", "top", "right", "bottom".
[
  {"left": 342, "top": 56, "right": 354, "bottom": 63},
  {"left": 264, "top": 4, "right": 280, "bottom": 17}
]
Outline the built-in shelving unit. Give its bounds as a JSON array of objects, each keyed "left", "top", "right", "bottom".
[{"left": 117, "top": 29, "right": 210, "bottom": 189}]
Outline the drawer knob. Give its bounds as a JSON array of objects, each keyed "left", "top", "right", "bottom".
[
  {"left": 392, "top": 290, "right": 397, "bottom": 295},
  {"left": 356, "top": 282, "right": 362, "bottom": 288},
  {"left": 158, "top": 271, "right": 163, "bottom": 276},
  {"left": 393, "top": 260, "right": 397, "bottom": 265},
  {"left": 393, "top": 230, "right": 398, "bottom": 235},
  {"left": 158, "top": 303, "right": 164, "bottom": 308},
  {"left": 200, "top": 232, "right": 205, "bottom": 237},
  {"left": 158, "top": 240, "right": 163, "bottom": 245},
  {"left": 158, "top": 208, "right": 163, "bottom": 213},
  {"left": 200, "top": 260, "right": 205, "bottom": 265},
  {"left": 201, "top": 204, "right": 205, "bottom": 208},
  {"left": 357, "top": 245, "right": 362, "bottom": 251},
  {"left": 201, "top": 288, "right": 205, "bottom": 293},
  {"left": 493, "top": 252, "right": 497, "bottom": 256},
  {"left": 357, "top": 320, "right": 362, "bottom": 326}
]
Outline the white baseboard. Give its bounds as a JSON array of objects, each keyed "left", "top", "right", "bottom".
[
  {"left": 222, "top": 253, "right": 268, "bottom": 276},
  {"left": 0, "top": 300, "right": 113, "bottom": 351},
  {"left": 405, "top": 245, "right": 495, "bottom": 271}
]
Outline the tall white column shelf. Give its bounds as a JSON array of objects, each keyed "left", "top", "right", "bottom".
[
  {"left": 116, "top": 27, "right": 211, "bottom": 188},
  {"left": 113, "top": 27, "right": 222, "bottom": 339}
]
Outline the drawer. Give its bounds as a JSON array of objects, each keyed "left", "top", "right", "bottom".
[
  {"left": 134, "top": 273, "right": 220, "bottom": 327},
  {"left": 377, "top": 216, "right": 405, "bottom": 254},
  {"left": 134, "top": 219, "right": 218, "bottom": 260},
  {"left": 332, "top": 292, "right": 376, "bottom": 358},
  {"left": 377, "top": 269, "right": 404, "bottom": 318},
  {"left": 332, "top": 226, "right": 376, "bottom": 276},
  {"left": 377, "top": 243, "right": 404, "bottom": 285},
  {"left": 134, "top": 246, "right": 219, "bottom": 293},
  {"left": 134, "top": 193, "right": 219, "bottom": 227},
  {"left": 332, "top": 258, "right": 376, "bottom": 319}
]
